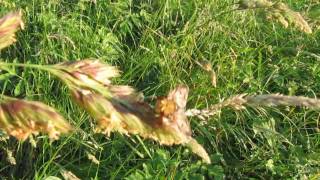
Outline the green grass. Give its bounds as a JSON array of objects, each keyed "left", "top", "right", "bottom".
[{"left": 1, "top": 0, "right": 320, "bottom": 179}]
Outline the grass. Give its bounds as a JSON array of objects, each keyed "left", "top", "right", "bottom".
[{"left": 0, "top": 0, "right": 320, "bottom": 179}]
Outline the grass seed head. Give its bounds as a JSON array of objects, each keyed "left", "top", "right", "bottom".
[
  {"left": 0, "top": 10, "right": 24, "bottom": 50},
  {"left": 196, "top": 60, "right": 217, "bottom": 87},
  {"left": 270, "top": 3, "right": 312, "bottom": 34},
  {"left": 0, "top": 99, "right": 72, "bottom": 140},
  {"left": 246, "top": 94, "right": 320, "bottom": 109},
  {"left": 239, "top": 1, "right": 312, "bottom": 33},
  {"left": 61, "top": 170, "right": 81, "bottom": 180},
  {"left": 56, "top": 59, "right": 119, "bottom": 87},
  {"left": 71, "top": 88, "right": 192, "bottom": 144},
  {"left": 72, "top": 84, "right": 209, "bottom": 163},
  {"left": 60, "top": 60, "right": 209, "bottom": 162},
  {"left": 238, "top": 0, "right": 273, "bottom": 9}
]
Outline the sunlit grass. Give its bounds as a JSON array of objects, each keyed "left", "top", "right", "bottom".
[{"left": 0, "top": 0, "right": 319, "bottom": 179}]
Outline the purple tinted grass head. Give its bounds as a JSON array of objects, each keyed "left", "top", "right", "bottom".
[
  {"left": 0, "top": 99, "right": 72, "bottom": 140},
  {"left": 55, "top": 59, "right": 120, "bottom": 87},
  {"left": 52, "top": 59, "right": 210, "bottom": 163},
  {"left": 0, "top": 10, "right": 24, "bottom": 50},
  {"left": 71, "top": 84, "right": 211, "bottom": 163}
]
